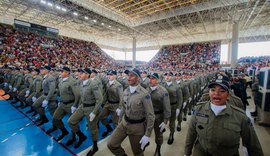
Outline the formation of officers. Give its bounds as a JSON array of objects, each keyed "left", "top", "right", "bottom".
[{"left": 0, "top": 65, "right": 264, "bottom": 156}]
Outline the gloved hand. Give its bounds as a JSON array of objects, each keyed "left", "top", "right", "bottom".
[
  {"left": 183, "top": 102, "right": 187, "bottom": 108},
  {"left": 71, "top": 106, "right": 77, "bottom": 114},
  {"left": 4, "top": 82, "right": 8, "bottom": 87},
  {"left": 57, "top": 102, "right": 61, "bottom": 107},
  {"left": 89, "top": 113, "right": 96, "bottom": 122},
  {"left": 176, "top": 108, "right": 180, "bottom": 117},
  {"left": 9, "top": 85, "right": 12, "bottom": 90},
  {"left": 25, "top": 93, "right": 29, "bottom": 98},
  {"left": 13, "top": 87, "right": 17, "bottom": 92},
  {"left": 116, "top": 108, "right": 121, "bottom": 116},
  {"left": 139, "top": 135, "right": 150, "bottom": 151},
  {"left": 197, "top": 93, "right": 199, "bottom": 96},
  {"left": 159, "top": 122, "right": 166, "bottom": 133},
  {"left": 26, "top": 90, "right": 30, "bottom": 95},
  {"left": 188, "top": 97, "right": 192, "bottom": 103},
  {"left": 42, "top": 100, "right": 48, "bottom": 107},
  {"left": 32, "top": 96, "right": 37, "bottom": 102},
  {"left": 194, "top": 95, "right": 196, "bottom": 99}
]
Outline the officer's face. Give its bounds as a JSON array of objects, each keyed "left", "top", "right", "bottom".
[
  {"left": 128, "top": 72, "right": 140, "bottom": 86},
  {"left": 149, "top": 77, "right": 158, "bottom": 87},
  {"left": 60, "top": 71, "right": 69, "bottom": 78},
  {"left": 80, "top": 73, "right": 89, "bottom": 80},
  {"left": 107, "top": 74, "right": 115, "bottom": 81},
  {"left": 209, "top": 85, "right": 230, "bottom": 106},
  {"left": 141, "top": 73, "right": 147, "bottom": 78},
  {"left": 165, "top": 75, "right": 172, "bottom": 82}
]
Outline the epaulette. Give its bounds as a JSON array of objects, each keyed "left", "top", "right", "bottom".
[{"left": 230, "top": 105, "right": 245, "bottom": 114}]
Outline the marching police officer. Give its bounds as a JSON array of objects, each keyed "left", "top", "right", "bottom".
[
  {"left": 33, "top": 66, "right": 57, "bottom": 126},
  {"left": 67, "top": 68, "right": 103, "bottom": 156},
  {"left": 46, "top": 67, "right": 80, "bottom": 141},
  {"left": 163, "top": 72, "right": 182, "bottom": 145},
  {"left": 147, "top": 72, "right": 171, "bottom": 156},
  {"left": 140, "top": 71, "right": 150, "bottom": 89},
  {"left": 100, "top": 70, "right": 123, "bottom": 137},
  {"left": 107, "top": 68, "right": 155, "bottom": 156}
]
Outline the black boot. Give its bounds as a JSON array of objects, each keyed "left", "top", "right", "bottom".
[
  {"left": 86, "top": 140, "right": 99, "bottom": 156},
  {"left": 37, "top": 115, "right": 49, "bottom": 126},
  {"left": 56, "top": 128, "right": 69, "bottom": 141},
  {"left": 21, "top": 100, "right": 28, "bottom": 109},
  {"left": 46, "top": 126, "right": 57, "bottom": 134},
  {"left": 74, "top": 130, "right": 87, "bottom": 148},
  {"left": 15, "top": 101, "right": 23, "bottom": 108},
  {"left": 102, "top": 124, "right": 113, "bottom": 137},
  {"left": 31, "top": 111, "right": 37, "bottom": 117},
  {"left": 10, "top": 99, "right": 19, "bottom": 104},
  {"left": 167, "top": 132, "right": 174, "bottom": 145},
  {"left": 65, "top": 133, "right": 76, "bottom": 146},
  {"left": 176, "top": 125, "right": 181, "bottom": 132},
  {"left": 154, "top": 144, "right": 161, "bottom": 156}
]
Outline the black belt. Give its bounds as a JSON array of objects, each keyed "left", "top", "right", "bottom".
[
  {"left": 44, "top": 93, "right": 48, "bottom": 96},
  {"left": 108, "top": 100, "right": 119, "bottom": 104},
  {"left": 125, "top": 115, "right": 145, "bottom": 124},
  {"left": 171, "top": 102, "right": 177, "bottom": 105},
  {"left": 83, "top": 103, "right": 95, "bottom": 107},
  {"left": 62, "top": 100, "right": 75, "bottom": 105},
  {"left": 154, "top": 110, "right": 163, "bottom": 114}
]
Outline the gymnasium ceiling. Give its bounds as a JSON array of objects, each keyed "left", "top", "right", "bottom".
[{"left": 0, "top": 0, "right": 270, "bottom": 51}]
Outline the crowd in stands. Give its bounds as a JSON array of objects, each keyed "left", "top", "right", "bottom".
[
  {"left": 237, "top": 56, "right": 270, "bottom": 72},
  {"left": 148, "top": 42, "right": 221, "bottom": 71},
  {"left": 0, "top": 24, "right": 116, "bottom": 70}
]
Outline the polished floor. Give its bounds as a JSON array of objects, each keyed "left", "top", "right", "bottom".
[{"left": 1, "top": 88, "right": 270, "bottom": 156}]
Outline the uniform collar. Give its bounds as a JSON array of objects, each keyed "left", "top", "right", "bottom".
[{"left": 204, "top": 101, "right": 232, "bottom": 116}]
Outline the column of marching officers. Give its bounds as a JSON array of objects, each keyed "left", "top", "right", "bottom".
[{"left": 0, "top": 66, "right": 263, "bottom": 156}]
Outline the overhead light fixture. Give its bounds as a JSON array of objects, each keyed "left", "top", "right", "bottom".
[
  {"left": 84, "top": 16, "right": 88, "bottom": 20},
  {"left": 47, "top": 2, "right": 53, "bottom": 7},
  {"left": 108, "top": 25, "right": 111, "bottom": 28},
  {"left": 40, "top": 0, "right": 46, "bottom": 4},
  {"left": 101, "top": 23, "right": 104, "bottom": 25},
  {"left": 55, "top": 5, "right": 61, "bottom": 10},
  {"left": 118, "top": 28, "right": 121, "bottom": 31},
  {"left": 61, "top": 7, "right": 67, "bottom": 12},
  {"left": 93, "top": 19, "right": 97, "bottom": 23},
  {"left": 73, "top": 12, "right": 78, "bottom": 16}
]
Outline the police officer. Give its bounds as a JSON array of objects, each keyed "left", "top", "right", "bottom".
[
  {"left": 67, "top": 68, "right": 103, "bottom": 156},
  {"left": 9, "top": 67, "right": 23, "bottom": 104},
  {"left": 184, "top": 77, "right": 263, "bottom": 156},
  {"left": 25, "top": 68, "right": 43, "bottom": 116},
  {"left": 17, "top": 68, "right": 33, "bottom": 108},
  {"left": 163, "top": 72, "right": 182, "bottom": 145},
  {"left": 147, "top": 72, "right": 171, "bottom": 156},
  {"left": 140, "top": 71, "right": 150, "bottom": 89},
  {"left": 100, "top": 70, "right": 123, "bottom": 137},
  {"left": 33, "top": 66, "right": 57, "bottom": 126},
  {"left": 107, "top": 68, "right": 155, "bottom": 156},
  {"left": 46, "top": 67, "right": 80, "bottom": 141}
]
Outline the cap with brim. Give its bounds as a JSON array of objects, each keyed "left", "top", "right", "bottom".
[
  {"left": 107, "top": 70, "right": 117, "bottom": 75},
  {"left": 148, "top": 73, "right": 159, "bottom": 79},
  {"left": 208, "top": 79, "right": 230, "bottom": 91},
  {"left": 40, "top": 66, "right": 51, "bottom": 71},
  {"left": 127, "top": 68, "right": 141, "bottom": 78},
  {"left": 81, "top": 68, "right": 92, "bottom": 75},
  {"left": 15, "top": 67, "right": 20, "bottom": 71},
  {"left": 34, "top": 69, "right": 40, "bottom": 73},
  {"left": 164, "top": 72, "right": 174, "bottom": 76},
  {"left": 92, "top": 69, "right": 98, "bottom": 74},
  {"left": 61, "top": 66, "right": 71, "bottom": 72},
  {"left": 27, "top": 68, "right": 32, "bottom": 72},
  {"left": 215, "top": 75, "right": 229, "bottom": 82},
  {"left": 124, "top": 69, "right": 129, "bottom": 75},
  {"left": 141, "top": 71, "right": 147, "bottom": 74}
]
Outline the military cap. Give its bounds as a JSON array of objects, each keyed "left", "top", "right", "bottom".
[
  {"left": 164, "top": 72, "right": 174, "bottom": 76},
  {"left": 148, "top": 73, "right": 159, "bottom": 79},
  {"left": 127, "top": 68, "right": 141, "bottom": 78},
  {"left": 92, "top": 69, "right": 98, "bottom": 74},
  {"left": 124, "top": 69, "right": 129, "bottom": 75},
  {"left": 61, "top": 66, "right": 71, "bottom": 72},
  {"left": 208, "top": 77, "right": 230, "bottom": 91},
  {"left": 33, "top": 68, "right": 40, "bottom": 74},
  {"left": 40, "top": 65, "right": 51, "bottom": 71},
  {"left": 107, "top": 70, "right": 117, "bottom": 75},
  {"left": 81, "top": 68, "right": 92, "bottom": 75}
]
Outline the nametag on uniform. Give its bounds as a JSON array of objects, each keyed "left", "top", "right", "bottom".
[{"left": 195, "top": 112, "right": 209, "bottom": 118}]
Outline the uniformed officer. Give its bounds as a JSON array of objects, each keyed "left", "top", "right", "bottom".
[
  {"left": 163, "top": 72, "right": 182, "bottom": 145},
  {"left": 117, "top": 70, "right": 129, "bottom": 90},
  {"left": 46, "top": 67, "right": 80, "bottom": 141},
  {"left": 140, "top": 71, "right": 150, "bottom": 89},
  {"left": 100, "top": 70, "right": 123, "bottom": 137},
  {"left": 9, "top": 67, "right": 23, "bottom": 104},
  {"left": 67, "top": 68, "right": 103, "bottom": 156},
  {"left": 147, "top": 72, "right": 171, "bottom": 156},
  {"left": 107, "top": 68, "right": 155, "bottom": 156},
  {"left": 184, "top": 77, "right": 263, "bottom": 156},
  {"left": 25, "top": 68, "right": 43, "bottom": 116},
  {"left": 32, "top": 66, "right": 57, "bottom": 126}
]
